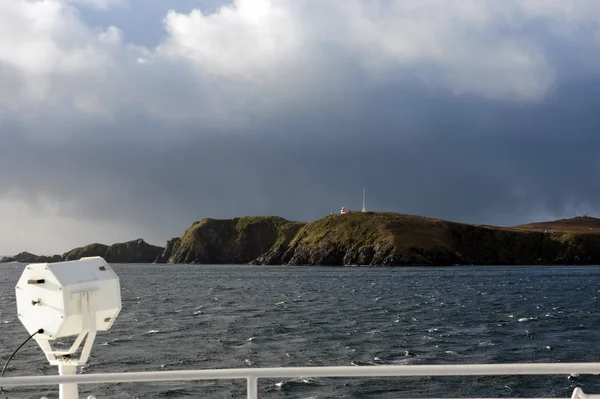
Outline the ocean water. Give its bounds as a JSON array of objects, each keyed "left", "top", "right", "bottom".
[{"left": 1, "top": 264, "right": 600, "bottom": 398}]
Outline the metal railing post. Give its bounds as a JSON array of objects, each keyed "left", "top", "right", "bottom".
[
  {"left": 58, "top": 365, "right": 78, "bottom": 399},
  {"left": 247, "top": 376, "right": 258, "bottom": 399}
]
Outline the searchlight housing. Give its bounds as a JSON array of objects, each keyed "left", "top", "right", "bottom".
[{"left": 15, "top": 257, "right": 121, "bottom": 399}]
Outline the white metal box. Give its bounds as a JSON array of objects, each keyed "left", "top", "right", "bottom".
[{"left": 15, "top": 257, "right": 121, "bottom": 339}]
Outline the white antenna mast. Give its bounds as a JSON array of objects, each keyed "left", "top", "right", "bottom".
[{"left": 362, "top": 189, "right": 366, "bottom": 212}]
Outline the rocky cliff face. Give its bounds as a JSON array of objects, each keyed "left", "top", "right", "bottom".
[
  {"left": 61, "top": 243, "right": 109, "bottom": 261},
  {"left": 169, "top": 216, "right": 305, "bottom": 264},
  {"left": 258, "top": 213, "right": 600, "bottom": 266},
  {"left": 154, "top": 237, "right": 181, "bottom": 263},
  {"left": 276, "top": 213, "right": 455, "bottom": 266},
  {"left": 104, "top": 239, "right": 164, "bottom": 263}
]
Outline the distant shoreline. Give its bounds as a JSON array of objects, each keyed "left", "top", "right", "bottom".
[{"left": 3, "top": 213, "right": 600, "bottom": 266}]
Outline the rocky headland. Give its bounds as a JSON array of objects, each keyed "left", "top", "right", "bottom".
[
  {"left": 167, "top": 216, "right": 304, "bottom": 264},
  {"left": 1, "top": 239, "right": 163, "bottom": 264},
  {"left": 3, "top": 213, "right": 600, "bottom": 266}
]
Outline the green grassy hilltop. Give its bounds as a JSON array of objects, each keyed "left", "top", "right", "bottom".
[{"left": 167, "top": 212, "right": 600, "bottom": 266}]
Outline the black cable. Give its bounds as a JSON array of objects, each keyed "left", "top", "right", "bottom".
[{"left": 0, "top": 329, "right": 44, "bottom": 399}]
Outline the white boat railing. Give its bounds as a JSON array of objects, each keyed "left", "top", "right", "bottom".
[{"left": 1, "top": 362, "right": 600, "bottom": 399}]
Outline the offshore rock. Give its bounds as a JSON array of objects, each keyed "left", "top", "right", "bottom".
[
  {"left": 5, "top": 239, "right": 164, "bottom": 264},
  {"left": 0, "top": 252, "right": 60, "bottom": 263},
  {"left": 13, "top": 252, "right": 42, "bottom": 263},
  {"left": 104, "top": 239, "right": 164, "bottom": 264},
  {"left": 155, "top": 237, "right": 181, "bottom": 263},
  {"left": 61, "top": 243, "right": 109, "bottom": 261}
]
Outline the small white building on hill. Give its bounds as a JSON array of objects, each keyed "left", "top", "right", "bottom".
[{"left": 340, "top": 190, "right": 367, "bottom": 214}]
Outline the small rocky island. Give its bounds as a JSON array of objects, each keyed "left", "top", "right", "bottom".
[
  {"left": 3, "top": 213, "right": 600, "bottom": 266},
  {"left": 1, "top": 239, "right": 163, "bottom": 264}
]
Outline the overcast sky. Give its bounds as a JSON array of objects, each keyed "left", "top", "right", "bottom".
[{"left": 2, "top": 0, "right": 600, "bottom": 255}]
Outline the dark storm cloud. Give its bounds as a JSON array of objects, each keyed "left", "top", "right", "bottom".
[
  {"left": 3, "top": 75, "right": 600, "bottom": 255},
  {"left": 3, "top": 0, "right": 600, "bottom": 254}
]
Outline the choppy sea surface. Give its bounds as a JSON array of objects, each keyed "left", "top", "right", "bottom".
[{"left": 1, "top": 264, "right": 600, "bottom": 398}]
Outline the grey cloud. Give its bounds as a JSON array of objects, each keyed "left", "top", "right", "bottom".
[
  {"left": 2, "top": 0, "right": 600, "bottom": 254},
  {"left": 3, "top": 77, "right": 600, "bottom": 255}
]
